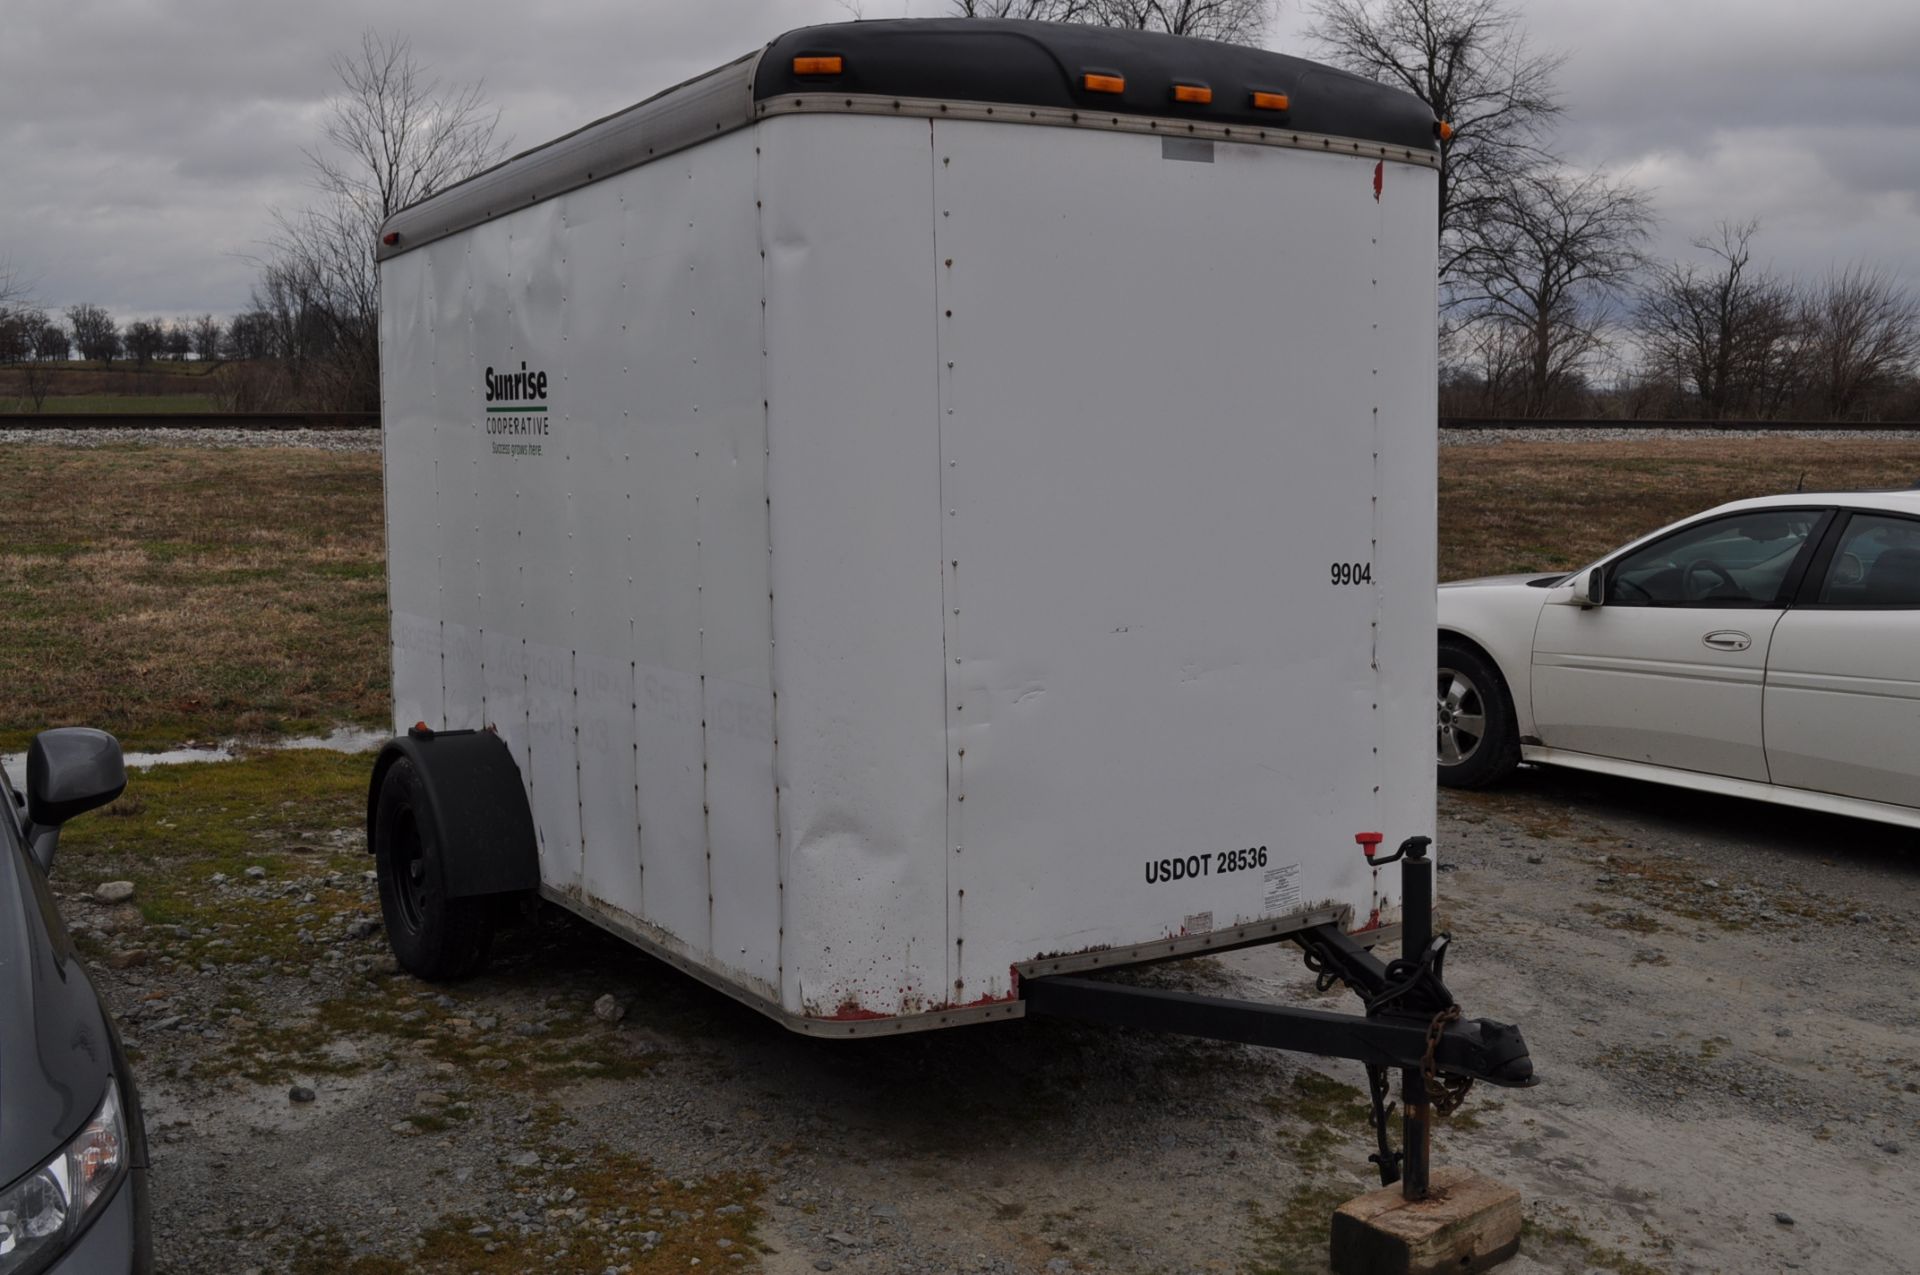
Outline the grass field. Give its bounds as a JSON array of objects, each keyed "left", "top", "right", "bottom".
[
  {"left": 0, "top": 445, "right": 386, "bottom": 749},
  {"left": 1, "top": 437, "right": 1917, "bottom": 750},
  {"left": 1, "top": 392, "right": 220, "bottom": 414},
  {"left": 1437, "top": 437, "right": 1920, "bottom": 579}
]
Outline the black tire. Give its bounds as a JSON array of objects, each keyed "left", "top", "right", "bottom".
[
  {"left": 1436, "top": 638, "right": 1520, "bottom": 790},
  {"left": 373, "top": 758, "right": 494, "bottom": 980}
]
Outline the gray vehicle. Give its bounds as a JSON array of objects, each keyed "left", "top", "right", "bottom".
[{"left": 0, "top": 729, "right": 151, "bottom": 1274}]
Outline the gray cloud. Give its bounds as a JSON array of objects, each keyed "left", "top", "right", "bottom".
[{"left": 3, "top": 0, "right": 1915, "bottom": 322}]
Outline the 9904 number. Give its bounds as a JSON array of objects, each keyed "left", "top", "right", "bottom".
[{"left": 1330, "top": 562, "right": 1373, "bottom": 585}]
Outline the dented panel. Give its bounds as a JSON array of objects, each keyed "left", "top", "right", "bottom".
[{"left": 760, "top": 115, "right": 950, "bottom": 1020}]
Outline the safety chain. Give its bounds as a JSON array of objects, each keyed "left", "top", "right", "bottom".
[
  {"left": 1363, "top": 1062, "right": 1402, "bottom": 1187},
  {"left": 1301, "top": 947, "right": 1345, "bottom": 995},
  {"left": 1421, "top": 1004, "right": 1475, "bottom": 1117}
]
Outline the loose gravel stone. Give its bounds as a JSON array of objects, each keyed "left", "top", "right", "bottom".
[
  {"left": 288, "top": 1086, "right": 316, "bottom": 1104},
  {"left": 95, "top": 880, "right": 136, "bottom": 904},
  {"left": 592, "top": 993, "right": 626, "bottom": 1024}
]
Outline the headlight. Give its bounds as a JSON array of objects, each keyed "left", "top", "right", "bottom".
[{"left": 0, "top": 1079, "right": 127, "bottom": 1275}]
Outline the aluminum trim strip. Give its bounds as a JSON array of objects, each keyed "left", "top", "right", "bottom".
[
  {"left": 1015, "top": 903, "right": 1358, "bottom": 979},
  {"left": 1532, "top": 651, "right": 1765, "bottom": 686},
  {"left": 755, "top": 93, "right": 1440, "bottom": 169},
  {"left": 378, "top": 52, "right": 764, "bottom": 261},
  {"left": 1765, "top": 668, "right": 1920, "bottom": 700}
]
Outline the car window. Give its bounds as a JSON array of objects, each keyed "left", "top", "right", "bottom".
[
  {"left": 1816, "top": 513, "right": 1920, "bottom": 607},
  {"left": 1607, "top": 510, "right": 1819, "bottom": 608}
]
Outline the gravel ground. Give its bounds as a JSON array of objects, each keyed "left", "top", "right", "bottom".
[
  {"left": 49, "top": 762, "right": 1916, "bottom": 1274},
  {"left": 1442, "top": 427, "right": 1920, "bottom": 446},
  {"left": 0, "top": 426, "right": 380, "bottom": 452}
]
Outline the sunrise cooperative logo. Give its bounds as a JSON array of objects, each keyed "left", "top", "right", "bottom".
[{"left": 484, "top": 361, "right": 549, "bottom": 453}]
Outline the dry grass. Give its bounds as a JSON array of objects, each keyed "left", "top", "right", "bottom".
[
  {"left": 3, "top": 435, "right": 1916, "bottom": 749},
  {"left": 1439, "top": 438, "right": 1920, "bottom": 580},
  {"left": 0, "top": 444, "right": 386, "bottom": 748}
]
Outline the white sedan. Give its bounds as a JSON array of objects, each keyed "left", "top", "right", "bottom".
[{"left": 1436, "top": 489, "right": 1920, "bottom": 827}]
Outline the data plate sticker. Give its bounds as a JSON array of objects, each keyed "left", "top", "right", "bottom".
[{"left": 1263, "top": 862, "right": 1301, "bottom": 914}]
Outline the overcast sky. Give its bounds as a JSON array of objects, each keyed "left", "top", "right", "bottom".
[{"left": 3, "top": 0, "right": 1915, "bottom": 323}]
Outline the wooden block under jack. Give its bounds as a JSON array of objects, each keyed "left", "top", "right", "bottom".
[{"left": 1329, "top": 1167, "right": 1522, "bottom": 1275}]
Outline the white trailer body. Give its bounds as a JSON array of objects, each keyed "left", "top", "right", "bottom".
[{"left": 377, "top": 19, "right": 1440, "bottom": 1033}]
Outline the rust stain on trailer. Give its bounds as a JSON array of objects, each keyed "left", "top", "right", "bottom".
[{"left": 823, "top": 999, "right": 892, "bottom": 1022}]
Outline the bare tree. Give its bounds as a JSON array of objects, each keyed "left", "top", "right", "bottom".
[
  {"left": 189, "top": 314, "right": 223, "bottom": 362},
  {"left": 123, "top": 318, "right": 167, "bottom": 369},
  {"left": 66, "top": 304, "right": 120, "bottom": 364},
  {"left": 18, "top": 320, "right": 55, "bottom": 409},
  {"left": 164, "top": 320, "right": 193, "bottom": 361},
  {"left": 261, "top": 31, "right": 506, "bottom": 410},
  {"left": 1636, "top": 222, "right": 1799, "bottom": 420},
  {"left": 32, "top": 318, "right": 69, "bottom": 362},
  {"left": 0, "top": 308, "right": 30, "bottom": 364},
  {"left": 310, "top": 32, "right": 504, "bottom": 229},
  {"left": 951, "top": 0, "right": 1092, "bottom": 16},
  {"left": 1456, "top": 168, "right": 1649, "bottom": 416},
  {"left": 1085, "top": 0, "right": 1272, "bottom": 41},
  {"left": 950, "top": 0, "right": 1271, "bottom": 45},
  {"left": 226, "top": 309, "right": 274, "bottom": 361},
  {"left": 1308, "top": 0, "right": 1564, "bottom": 285},
  {"left": 0, "top": 264, "right": 33, "bottom": 366},
  {"left": 1799, "top": 266, "right": 1920, "bottom": 420}
]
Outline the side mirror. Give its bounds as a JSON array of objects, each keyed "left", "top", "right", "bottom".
[
  {"left": 1549, "top": 568, "right": 1606, "bottom": 609},
  {"left": 24, "top": 728, "right": 126, "bottom": 873}
]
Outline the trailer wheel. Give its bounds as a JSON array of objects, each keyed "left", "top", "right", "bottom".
[
  {"left": 1436, "top": 639, "right": 1519, "bottom": 789},
  {"left": 373, "top": 758, "right": 494, "bottom": 980}
]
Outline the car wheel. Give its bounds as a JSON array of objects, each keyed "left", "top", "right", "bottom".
[
  {"left": 373, "top": 758, "right": 494, "bottom": 980},
  {"left": 1437, "top": 640, "right": 1519, "bottom": 789}
]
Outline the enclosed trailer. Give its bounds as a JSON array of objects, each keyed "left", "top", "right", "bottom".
[{"left": 371, "top": 19, "right": 1448, "bottom": 1036}]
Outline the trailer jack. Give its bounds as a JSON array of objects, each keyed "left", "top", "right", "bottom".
[{"left": 1022, "top": 836, "right": 1534, "bottom": 1202}]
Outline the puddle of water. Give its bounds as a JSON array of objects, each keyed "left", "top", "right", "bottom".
[{"left": 3, "top": 726, "right": 389, "bottom": 781}]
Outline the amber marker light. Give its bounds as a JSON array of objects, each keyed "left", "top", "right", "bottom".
[
  {"left": 1436, "top": 120, "right": 1455, "bottom": 141},
  {"left": 1250, "top": 90, "right": 1291, "bottom": 111},
  {"left": 1082, "top": 71, "right": 1126, "bottom": 94},
  {"left": 793, "top": 55, "right": 844, "bottom": 75},
  {"left": 1172, "top": 82, "right": 1213, "bottom": 105}
]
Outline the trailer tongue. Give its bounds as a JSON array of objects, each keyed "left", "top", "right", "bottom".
[{"left": 1025, "top": 835, "right": 1535, "bottom": 1201}]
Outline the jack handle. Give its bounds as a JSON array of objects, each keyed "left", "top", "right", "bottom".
[{"left": 1356, "top": 833, "right": 1431, "bottom": 868}]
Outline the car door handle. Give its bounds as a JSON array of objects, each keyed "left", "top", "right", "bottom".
[{"left": 1701, "top": 630, "right": 1751, "bottom": 652}]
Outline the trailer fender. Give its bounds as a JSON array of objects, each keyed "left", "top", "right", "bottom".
[{"left": 366, "top": 727, "right": 539, "bottom": 900}]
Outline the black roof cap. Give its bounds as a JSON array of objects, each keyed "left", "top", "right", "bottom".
[{"left": 756, "top": 19, "right": 1437, "bottom": 152}]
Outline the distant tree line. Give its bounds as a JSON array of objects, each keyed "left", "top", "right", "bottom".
[
  {"left": 0, "top": 304, "right": 251, "bottom": 368},
  {"left": 1449, "top": 222, "right": 1920, "bottom": 421}
]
